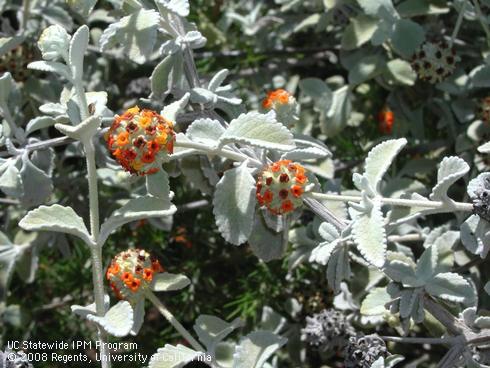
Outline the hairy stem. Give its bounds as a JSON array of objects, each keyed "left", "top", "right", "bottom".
[
  {"left": 450, "top": 1, "right": 467, "bottom": 46},
  {"left": 307, "top": 192, "right": 474, "bottom": 212},
  {"left": 22, "top": 0, "right": 31, "bottom": 31},
  {"left": 75, "top": 79, "right": 90, "bottom": 121},
  {"left": 473, "top": 0, "right": 490, "bottom": 47},
  {"left": 381, "top": 335, "right": 460, "bottom": 345},
  {"left": 85, "top": 142, "right": 110, "bottom": 368},
  {"left": 146, "top": 291, "right": 205, "bottom": 352}
]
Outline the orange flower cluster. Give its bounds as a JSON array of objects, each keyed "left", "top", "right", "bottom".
[
  {"left": 378, "top": 108, "right": 394, "bottom": 135},
  {"left": 105, "top": 106, "right": 175, "bottom": 175},
  {"left": 256, "top": 160, "right": 308, "bottom": 215},
  {"left": 106, "top": 248, "right": 164, "bottom": 302},
  {"left": 262, "top": 89, "right": 291, "bottom": 109},
  {"left": 172, "top": 226, "right": 192, "bottom": 249}
]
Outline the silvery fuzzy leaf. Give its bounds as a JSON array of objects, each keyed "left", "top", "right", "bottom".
[
  {"left": 67, "top": 0, "right": 98, "bottom": 17},
  {"left": 326, "top": 245, "right": 351, "bottom": 293},
  {"left": 341, "top": 15, "right": 378, "bottom": 50},
  {"left": 19, "top": 153, "right": 53, "bottom": 208},
  {"left": 384, "top": 259, "right": 418, "bottom": 285},
  {"left": 180, "top": 156, "right": 213, "bottom": 195},
  {"left": 218, "top": 112, "right": 295, "bottom": 151},
  {"left": 194, "top": 315, "right": 243, "bottom": 353},
  {"left": 0, "top": 35, "right": 25, "bottom": 58},
  {"left": 0, "top": 235, "right": 23, "bottom": 301},
  {"left": 425, "top": 272, "right": 475, "bottom": 305},
  {"left": 213, "top": 163, "right": 256, "bottom": 245},
  {"left": 151, "top": 52, "right": 184, "bottom": 98},
  {"left": 360, "top": 287, "right": 390, "bottom": 316},
  {"left": 357, "top": 0, "right": 398, "bottom": 18},
  {"left": 209, "top": 69, "right": 230, "bottom": 92},
  {"left": 37, "top": 24, "right": 71, "bottom": 61},
  {"left": 146, "top": 169, "right": 170, "bottom": 199},
  {"left": 485, "top": 282, "right": 490, "bottom": 295},
  {"left": 151, "top": 272, "right": 190, "bottom": 292},
  {"left": 352, "top": 198, "right": 387, "bottom": 268},
  {"left": 183, "top": 31, "right": 207, "bottom": 49},
  {"left": 25, "top": 116, "right": 57, "bottom": 135},
  {"left": 299, "top": 78, "right": 333, "bottom": 111},
  {"left": 99, "top": 9, "right": 160, "bottom": 64},
  {"left": 162, "top": 93, "right": 189, "bottom": 122},
  {"left": 98, "top": 196, "right": 177, "bottom": 245},
  {"left": 415, "top": 244, "right": 439, "bottom": 283},
  {"left": 149, "top": 344, "right": 204, "bottom": 368},
  {"left": 399, "top": 289, "right": 419, "bottom": 319},
  {"left": 280, "top": 147, "right": 330, "bottom": 161},
  {"left": 371, "top": 357, "right": 385, "bottom": 368},
  {"left": 310, "top": 238, "right": 340, "bottom": 266},
  {"left": 86, "top": 300, "right": 134, "bottom": 337},
  {"left": 232, "top": 331, "right": 287, "bottom": 368},
  {"left": 248, "top": 212, "right": 286, "bottom": 262},
  {"left": 0, "top": 72, "right": 14, "bottom": 105},
  {"left": 157, "top": 0, "right": 190, "bottom": 17},
  {"left": 474, "top": 315, "right": 490, "bottom": 329},
  {"left": 429, "top": 156, "right": 470, "bottom": 203},
  {"left": 461, "top": 215, "right": 490, "bottom": 258},
  {"left": 390, "top": 19, "right": 425, "bottom": 58},
  {"left": 478, "top": 141, "right": 490, "bottom": 153},
  {"left": 190, "top": 87, "right": 218, "bottom": 105},
  {"left": 69, "top": 25, "right": 89, "bottom": 81},
  {"left": 186, "top": 118, "right": 225, "bottom": 145},
  {"left": 386, "top": 59, "right": 417, "bottom": 85},
  {"left": 55, "top": 116, "right": 101, "bottom": 143},
  {"left": 19, "top": 204, "right": 92, "bottom": 245},
  {"left": 0, "top": 160, "right": 22, "bottom": 197},
  {"left": 260, "top": 306, "right": 286, "bottom": 334},
  {"left": 323, "top": 85, "right": 351, "bottom": 137},
  {"left": 27, "top": 61, "right": 72, "bottom": 80},
  {"left": 363, "top": 138, "right": 407, "bottom": 193},
  {"left": 39, "top": 102, "right": 67, "bottom": 116},
  {"left": 2, "top": 304, "right": 21, "bottom": 327},
  {"left": 348, "top": 54, "right": 384, "bottom": 85},
  {"left": 71, "top": 295, "right": 110, "bottom": 318},
  {"left": 131, "top": 298, "right": 145, "bottom": 335}
]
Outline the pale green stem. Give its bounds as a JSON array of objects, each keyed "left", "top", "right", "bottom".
[
  {"left": 0, "top": 102, "right": 24, "bottom": 141},
  {"left": 145, "top": 291, "right": 205, "bottom": 352},
  {"left": 473, "top": 0, "right": 490, "bottom": 47},
  {"left": 22, "top": 0, "right": 31, "bottom": 31},
  {"left": 85, "top": 141, "right": 110, "bottom": 368},
  {"left": 306, "top": 192, "right": 474, "bottom": 212},
  {"left": 174, "top": 139, "right": 263, "bottom": 168},
  {"left": 450, "top": 1, "right": 466, "bottom": 47}
]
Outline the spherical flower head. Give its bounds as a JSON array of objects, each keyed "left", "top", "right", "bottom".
[
  {"left": 261, "top": 89, "right": 299, "bottom": 127},
  {"left": 38, "top": 25, "right": 70, "bottom": 61},
  {"left": 105, "top": 106, "right": 176, "bottom": 175},
  {"left": 106, "top": 248, "right": 164, "bottom": 304},
  {"left": 344, "top": 334, "right": 388, "bottom": 368},
  {"left": 477, "top": 97, "right": 490, "bottom": 124},
  {"left": 256, "top": 160, "right": 308, "bottom": 215},
  {"left": 411, "top": 41, "right": 459, "bottom": 84},
  {"left": 378, "top": 108, "right": 394, "bottom": 135}
]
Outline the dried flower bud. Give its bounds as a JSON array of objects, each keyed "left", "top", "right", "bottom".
[
  {"left": 344, "top": 334, "right": 388, "bottom": 368},
  {"left": 38, "top": 25, "right": 70, "bottom": 61},
  {"left": 106, "top": 248, "right": 164, "bottom": 303},
  {"left": 256, "top": 160, "right": 309, "bottom": 215},
  {"left": 378, "top": 108, "right": 394, "bottom": 135},
  {"left": 105, "top": 106, "right": 175, "bottom": 175},
  {"left": 301, "top": 309, "right": 355, "bottom": 352},
  {"left": 261, "top": 89, "right": 299, "bottom": 127},
  {"left": 468, "top": 173, "right": 490, "bottom": 222},
  {"left": 411, "top": 41, "right": 459, "bottom": 84}
]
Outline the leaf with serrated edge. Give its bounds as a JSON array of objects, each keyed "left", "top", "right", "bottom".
[
  {"left": 232, "top": 331, "right": 287, "bottom": 368},
  {"left": 363, "top": 138, "right": 407, "bottom": 193},
  {"left": 19, "top": 204, "right": 92, "bottom": 245},
  {"left": 26, "top": 116, "right": 57, "bottom": 135},
  {"left": 430, "top": 156, "right": 469, "bottom": 202},
  {"left": 27, "top": 61, "right": 72, "bottom": 80},
  {"left": 149, "top": 344, "right": 204, "bottom": 368},
  {"left": 280, "top": 147, "right": 330, "bottom": 161},
  {"left": 352, "top": 199, "right": 386, "bottom": 267},
  {"left": 186, "top": 118, "right": 225, "bottom": 146},
  {"left": 360, "top": 287, "right": 391, "bottom": 316},
  {"left": 218, "top": 112, "right": 295, "bottom": 151},
  {"left": 213, "top": 163, "right": 256, "bottom": 245},
  {"left": 157, "top": 0, "right": 190, "bottom": 17},
  {"left": 151, "top": 272, "right": 190, "bottom": 292},
  {"left": 87, "top": 301, "right": 133, "bottom": 337},
  {"left": 98, "top": 196, "right": 177, "bottom": 245},
  {"left": 425, "top": 272, "right": 475, "bottom": 305},
  {"left": 69, "top": 25, "right": 89, "bottom": 81}
]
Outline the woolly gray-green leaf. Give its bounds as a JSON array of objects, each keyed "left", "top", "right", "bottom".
[
  {"left": 186, "top": 118, "right": 225, "bottom": 146},
  {"left": 232, "top": 331, "right": 287, "bottom": 368},
  {"left": 151, "top": 272, "right": 190, "bottom": 292},
  {"left": 86, "top": 301, "right": 133, "bottom": 337},
  {"left": 25, "top": 116, "right": 57, "bottom": 135},
  {"left": 430, "top": 156, "right": 469, "bottom": 203},
  {"left": 218, "top": 112, "right": 295, "bottom": 151},
  {"left": 162, "top": 93, "right": 189, "bottom": 122},
  {"left": 157, "top": 0, "right": 190, "bottom": 17},
  {"left": 425, "top": 272, "right": 475, "bottom": 305},
  {"left": 341, "top": 15, "right": 378, "bottom": 50},
  {"left": 19, "top": 204, "right": 92, "bottom": 245},
  {"left": 98, "top": 196, "right": 177, "bottom": 245},
  {"left": 248, "top": 213, "right": 285, "bottom": 262},
  {"left": 27, "top": 61, "right": 72, "bottom": 80},
  {"left": 194, "top": 315, "right": 243, "bottom": 353},
  {"left": 363, "top": 138, "right": 407, "bottom": 193},
  {"left": 99, "top": 9, "right": 160, "bottom": 64},
  {"left": 213, "top": 163, "right": 256, "bottom": 245},
  {"left": 352, "top": 199, "right": 387, "bottom": 268},
  {"left": 55, "top": 116, "right": 101, "bottom": 143},
  {"left": 326, "top": 245, "right": 351, "bottom": 293},
  {"left": 323, "top": 85, "right": 351, "bottom": 137},
  {"left": 360, "top": 287, "right": 390, "bottom": 316},
  {"left": 146, "top": 169, "right": 170, "bottom": 200},
  {"left": 19, "top": 155, "right": 53, "bottom": 208},
  {"left": 69, "top": 25, "right": 89, "bottom": 81},
  {"left": 390, "top": 19, "right": 425, "bottom": 58},
  {"left": 149, "top": 344, "right": 204, "bottom": 368},
  {"left": 386, "top": 59, "right": 417, "bottom": 85},
  {"left": 151, "top": 52, "right": 184, "bottom": 98}
]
